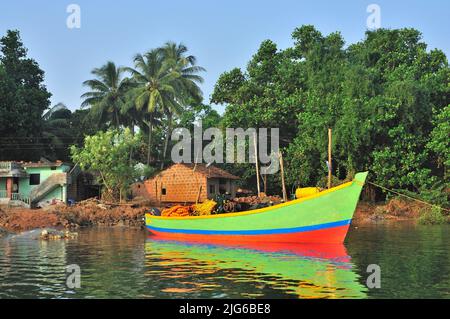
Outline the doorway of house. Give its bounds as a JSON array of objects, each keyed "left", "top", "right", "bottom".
[{"left": 12, "top": 177, "right": 19, "bottom": 194}]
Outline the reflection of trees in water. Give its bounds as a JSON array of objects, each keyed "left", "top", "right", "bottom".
[{"left": 346, "top": 223, "right": 450, "bottom": 298}]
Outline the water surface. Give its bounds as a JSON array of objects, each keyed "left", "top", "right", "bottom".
[{"left": 0, "top": 222, "right": 449, "bottom": 298}]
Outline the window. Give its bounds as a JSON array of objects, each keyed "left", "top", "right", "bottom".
[
  {"left": 209, "top": 185, "right": 216, "bottom": 195},
  {"left": 30, "top": 174, "right": 40, "bottom": 185},
  {"left": 161, "top": 188, "right": 167, "bottom": 195}
]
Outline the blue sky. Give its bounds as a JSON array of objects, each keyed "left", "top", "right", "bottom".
[{"left": 1, "top": 0, "right": 449, "bottom": 113}]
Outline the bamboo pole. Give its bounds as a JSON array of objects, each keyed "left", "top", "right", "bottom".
[
  {"left": 155, "top": 180, "right": 159, "bottom": 206},
  {"left": 279, "top": 151, "right": 287, "bottom": 202},
  {"left": 254, "top": 132, "right": 261, "bottom": 197},
  {"left": 263, "top": 174, "right": 267, "bottom": 194},
  {"left": 196, "top": 185, "right": 202, "bottom": 204},
  {"left": 328, "top": 128, "right": 332, "bottom": 189}
]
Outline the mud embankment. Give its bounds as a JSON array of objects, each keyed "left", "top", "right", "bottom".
[
  {"left": 0, "top": 198, "right": 148, "bottom": 233},
  {"left": 352, "top": 198, "right": 440, "bottom": 225},
  {"left": 1, "top": 197, "right": 446, "bottom": 233}
]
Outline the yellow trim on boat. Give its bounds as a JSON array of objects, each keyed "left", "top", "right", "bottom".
[
  {"left": 146, "top": 180, "right": 356, "bottom": 221},
  {"left": 354, "top": 180, "right": 364, "bottom": 187}
]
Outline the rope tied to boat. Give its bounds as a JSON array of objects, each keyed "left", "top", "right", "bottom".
[{"left": 367, "top": 181, "right": 450, "bottom": 213}]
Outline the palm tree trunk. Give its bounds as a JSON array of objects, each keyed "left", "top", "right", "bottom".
[
  {"left": 129, "top": 121, "right": 135, "bottom": 165},
  {"left": 161, "top": 113, "right": 172, "bottom": 170},
  {"left": 115, "top": 108, "right": 120, "bottom": 128},
  {"left": 147, "top": 115, "right": 153, "bottom": 166}
]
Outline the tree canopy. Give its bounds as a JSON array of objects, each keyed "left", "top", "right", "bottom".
[
  {"left": 0, "top": 30, "right": 51, "bottom": 160},
  {"left": 70, "top": 128, "right": 139, "bottom": 202},
  {"left": 213, "top": 26, "right": 449, "bottom": 195}
]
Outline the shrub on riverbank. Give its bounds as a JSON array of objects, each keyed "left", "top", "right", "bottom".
[{"left": 418, "top": 207, "right": 448, "bottom": 225}]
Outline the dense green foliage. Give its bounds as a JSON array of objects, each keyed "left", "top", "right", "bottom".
[
  {"left": 42, "top": 103, "right": 103, "bottom": 161},
  {"left": 418, "top": 207, "right": 448, "bottom": 225},
  {"left": 81, "top": 62, "right": 134, "bottom": 129},
  {"left": 427, "top": 104, "right": 450, "bottom": 182},
  {"left": 0, "top": 31, "right": 97, "bottom": 162},
  {"left": 213, "top": 26, "right": 449, "bottom": 199},
  {"left": 0, "top": 30, "right": 51, "bottom": 160},
  {"left": 70, "top": 129, "right": 139, "bottom": 202}
]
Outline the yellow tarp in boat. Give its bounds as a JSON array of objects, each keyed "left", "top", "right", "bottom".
[{"left": 295, "top": 187, "right": 321, "bottom": 199}]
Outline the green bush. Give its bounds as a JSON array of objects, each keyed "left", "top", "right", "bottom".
[
  {"left": 418, "top": 207, "right": 447, "bottom": 225},
  {"left": 395, "top": 183, "right": 449, "bottom": 208}
]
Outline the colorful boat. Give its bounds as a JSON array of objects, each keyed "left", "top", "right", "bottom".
[{"left": 145, "top": 171, "right": 368, "bottom": 244}]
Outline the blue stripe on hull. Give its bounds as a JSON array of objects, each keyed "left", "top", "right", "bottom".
[{"left": 146, "top": 219, "right": 351, "bottom": 235}]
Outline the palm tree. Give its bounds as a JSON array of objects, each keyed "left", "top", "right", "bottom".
[
  {"left": 42, "top": 103, "right": 73, "bottom": 160},
  {"left": 81, "top": 61, "right": 132, "bottom": 128},
  {"left": 158, "top": 42, "right": 205, "bottom": 168},
  {"left": 126, "top": 49, "right": 182, "bottom": 165}
]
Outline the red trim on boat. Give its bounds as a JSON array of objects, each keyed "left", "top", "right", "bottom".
[{"left": 146, "top": 224, "right": 350, "bottom": 244}]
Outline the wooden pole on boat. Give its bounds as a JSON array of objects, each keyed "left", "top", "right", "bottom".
[
  {"left": 254, "top": 132, "right": 261, "bottom": 197},
  {"left": 328, "top": 128, "right": 332, "bottom": 189},
  {"left": 279, "top": 151, "right": 287, "bottom": 202}
]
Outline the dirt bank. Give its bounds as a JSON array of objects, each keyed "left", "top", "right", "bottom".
[
  {"left": 0, "top": 197, "right": 442, "bottom": 233},
  {"left": 0, "top": 199, "right": 148, "bottom": 233},
  {"left": 352, "top": 198, "right": 431, "bottom": 225}
]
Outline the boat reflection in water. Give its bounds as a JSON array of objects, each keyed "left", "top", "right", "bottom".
[{"left": 145, "top": 237, "right": 367, "bottom": 298}]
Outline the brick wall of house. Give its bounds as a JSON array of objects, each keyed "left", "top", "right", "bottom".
[{"left": 134, "top": 164, "right": 208, "bottom": 204}]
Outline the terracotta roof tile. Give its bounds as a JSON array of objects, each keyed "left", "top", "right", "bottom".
[{"left": 177, "top": 163, "right": 240, "bottom": 180}]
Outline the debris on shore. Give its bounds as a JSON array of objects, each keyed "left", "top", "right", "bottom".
[
  {"left": 351, "top": 197, "right": 444, "bottom": 225},
  {"left": 0, "top": 198, "right": 148, "bottom": 233},
  {"left": 0, "top": 227, "right": 11, "bottom": 238},
  {"left": 39, "top": 229, "right": 78, "bottom": 240}
]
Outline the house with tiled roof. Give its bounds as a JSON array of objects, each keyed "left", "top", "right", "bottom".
[{"left": 132, "top": 163, "right": 239, "bottom": 204}]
